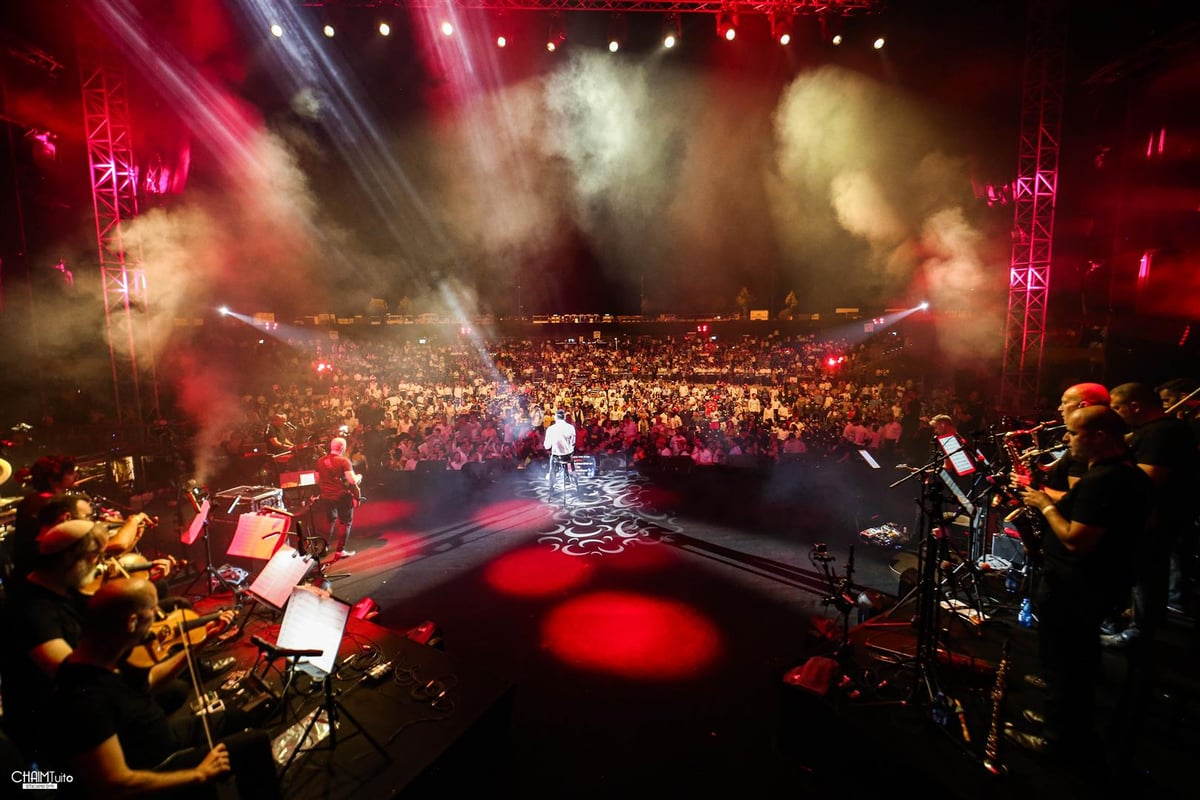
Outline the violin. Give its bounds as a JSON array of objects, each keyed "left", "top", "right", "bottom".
[
  {"left": 126, "top": 606, "right": 228, "bottom": 670},
  {"left": 81, "top": 552, "right": 186, "bottom": 595}
]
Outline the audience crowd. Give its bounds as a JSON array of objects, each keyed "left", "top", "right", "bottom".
[{"left": 210, "top": 331, "right": 992, "bottom": 481}]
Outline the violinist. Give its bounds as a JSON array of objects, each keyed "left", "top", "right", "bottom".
[
  {"left": 0, "top": 520, "right": 234, "bottom": 764},
  {"left": 9, "top": 454, "right": 78, "bottom": 577},
  {"left": 34, "top": 493, "right": 175, "bottom": 597},
  {"left": 45, "top": 578, "right": 280, "bottom": 799}
]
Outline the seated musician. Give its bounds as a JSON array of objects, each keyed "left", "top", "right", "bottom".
[
  {"left": 45, "top": 578, "right": 280, "bottom": 799},
  {"left": 9, "top": 454, "right": 78, "bottom": 577},
  {"left": 265, "top": 412, "right": 295, "bottom": 455},
  {"left": 0, "top": 520, "right": 232, "bottom": 763}
]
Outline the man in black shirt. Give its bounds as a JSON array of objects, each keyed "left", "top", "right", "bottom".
[
  {"left": 0, "top": 518, "right": 105, "bottom": 762},
  {"left": 1108, "top": 382, "right": 1199, "bottom": 643},
  {"left": 1009, "top": 406, "right": 1151, "bottom": 768},
  {"left": 46, "top": 578, "right": 279, "bottom": 798}
]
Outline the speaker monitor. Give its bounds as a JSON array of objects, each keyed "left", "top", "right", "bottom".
[{"left": 597, "top": 454, "right": 627, "bottom": 472}]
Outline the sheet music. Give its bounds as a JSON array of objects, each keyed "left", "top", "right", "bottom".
[
  {"left": 276, "top": 585, "right": 351, "bottom": 676},
  {"left": 247, "top": 546, "right": 313, "bottom": 609},
  {"left": 939, "top": 468, "right": 976, "bottom": 516},
  {"left": 937, "top": 434, "right": 976, "bottom": 477},
  {"left": 227, "top": 513, "right": 289, "bottom": 560},
  {"left": 181, "top": 498, "right": 210, "bottom": 546}
]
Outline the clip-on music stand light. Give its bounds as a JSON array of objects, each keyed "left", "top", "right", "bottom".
[{"left": 272, "top": 585, "right": 389, "bottom": 775}]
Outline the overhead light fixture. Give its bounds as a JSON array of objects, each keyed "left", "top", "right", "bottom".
[
  {"left": 270, "top": 23, "right": 283, "bottom": 38},
  {"left": 494, "top": 11, "right": 510, "bottom": 48},
  {"left": 546, "top": 13, "right": 565, "bottom": 53},
  {"left": 820, "top": 13, "right": 843, "bottom": 46},
  {"left": 323, "top": 24, "right": 335, "bottom": 39},
  {"left": 378, "top": 22, "right": 391, "bottom": 37},
  {"left": 607, "top": 13, "right": 626, "bottom": 54},
  {"left": 770, "top": 12, "right": 794, "bottom": 46},
  {"left": 662, "top": 13, "right": 681, "bottom": 49},
  {"left": 440, "top": 20, "right": 454, "bottom": 37},
  {"left": 716, "top": 9, "right": 738, "bottom": 42},
  {"left": 873, "top": 36, "right": 886, "bottom": 50}
]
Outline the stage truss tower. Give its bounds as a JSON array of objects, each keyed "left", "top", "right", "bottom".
[
  {"left": 77, "top": 22, "right": 159, "bottom": 427},
  {"left": 1000, "top": 0, "right": 1067, "bottom": 415}
]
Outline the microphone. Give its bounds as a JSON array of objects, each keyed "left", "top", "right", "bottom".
[{"left": 250, "top": 634, "right": 323, "bottom": 659}]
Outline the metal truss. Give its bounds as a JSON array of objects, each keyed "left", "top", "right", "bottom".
[
  {"left": 77, "top": 22, "right": 158, "bottom": 426},
  {"left": 298, "top": 1, "right": 883, "bottom": 13},
  {"left": 1000, "top": 0, "right": 1065, "bottom": 416}
]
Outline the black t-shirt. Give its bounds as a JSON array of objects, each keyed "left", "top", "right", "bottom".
[
  {"left": 48, "top": 661, "right": 181, "bottom": 772},
  {"left": 1128, "top": 415, "right": 1199, "bottom": 529},
  {"left": 1041, "top": 452, "right": 1088, "bottom": 493},
  {"left": 1049, "top": 457, "right": 1152, "bottom": 606},
  {"left": 10, "top": 492, "right": 51, "bottom": 576},
  {"left": 0, "top": 579, "right": 88, "bottom": 752}
]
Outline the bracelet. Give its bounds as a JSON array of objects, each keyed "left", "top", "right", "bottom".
[{"left": 1040, "top": 504, "right": 1056, "bottom": 517}]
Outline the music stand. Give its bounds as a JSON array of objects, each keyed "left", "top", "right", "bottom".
[
  {"left": 274, "top": 586, "right": 389, "bottom": 775},
  {"left": 246, "top": 546, "right": 315, "bottom": 610},
  {"left": 181, "top": 496, "right": 241, "bottom": 598},
  {"left": 216, "top": 511, "right": 291, "bottom": 639}
]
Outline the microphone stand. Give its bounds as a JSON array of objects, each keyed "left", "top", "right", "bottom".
[
  {"left": 278, "top": 658, "right": 389, "bottom": 777},
  {"left": 869, "top": 449, "right": 951, "bottom": 703}
]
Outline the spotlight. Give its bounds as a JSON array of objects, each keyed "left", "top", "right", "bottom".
[
  {"left": 378, "top": 22, "right": 391, "bottom": 37},
  {"left": 607, "top": 12, "right": 626, "bottom": 54},
  {"left": 440, "top": 21, "right": 454, "bottom": 37},
  {"left": 218, "top": 306, "right": 230, "bottom": 316},
  {"left": 546, "top": 13, "right": 565, "bottom": 52},
  {"left": 322, "top": 24, "right": 335, "bottom": 39},
  {"left": 662, "top": 13, "right": 681, "bottom": 49},
  {"left": 494, "top": 11, "right": 510, "bottom": 48},
  {"left": 873, "top": 36, "right": 886, "bottom": 50},
  {"left": 770, "top": 12, "right": 794, "bottom": 46},
  {"left": 918, "top": 301, "right": 929, "bottom": 311},
  {"left": 269, "top": 23, "right": 283, "bottom": 38},
  {"left": 716, "top": 10, "right": 738, "bottom": 42},
  {"left": 820, "top": 13, "right": 843, "bottom": 46}
]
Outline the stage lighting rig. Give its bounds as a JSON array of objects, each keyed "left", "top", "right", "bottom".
[
  {"left": 770, "top": 11, "right": 794, "bottom": 46},
  {"left": 546, "top": 13, "right": 566, "bottom": 52},
  {"left": 662, "top": 13, "right": 681, "bottom": 49},
  {"left": 715, "top": 8, "right": 737, "bottom": 42}
]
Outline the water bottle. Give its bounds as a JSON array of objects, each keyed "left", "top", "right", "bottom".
[
  {"left": 931, "top": 692, "right": 950, "bottom": 727},
  {"left": 1018, "top": 597, "right": 1034, "bottom": 628},
  {"left": 1005, "top": 569, "right": 1019, "bottom": 594}
]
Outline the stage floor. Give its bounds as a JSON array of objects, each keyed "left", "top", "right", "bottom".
[{"left": 149, "top": 461, "right": 1199, "bottom": 798}]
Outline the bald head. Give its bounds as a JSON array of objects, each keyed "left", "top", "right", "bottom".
[
  {"left": 1059, "top": 383, "right": 1110, "bottom": 423},
  {"left": 1065, "top": 405, "right": 1129, "bottom": 463},
  {"left": 83, "top": 578, "right": 158, "bottom": 648}
]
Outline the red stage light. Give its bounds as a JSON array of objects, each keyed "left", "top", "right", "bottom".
[
  {"left": 485, "top": 546, "right": 594, "bottom": 598},
  {"left": 542, "top": 591, "right": 722, "bottom": 679}
]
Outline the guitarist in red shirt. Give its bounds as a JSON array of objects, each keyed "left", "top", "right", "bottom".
[{"left": 315, "top": 436, "right": 362, "bottom": 561}]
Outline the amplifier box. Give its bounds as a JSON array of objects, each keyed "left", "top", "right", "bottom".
[{"left": 212, "top": 485, "right": 284, "bottom": 521}]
